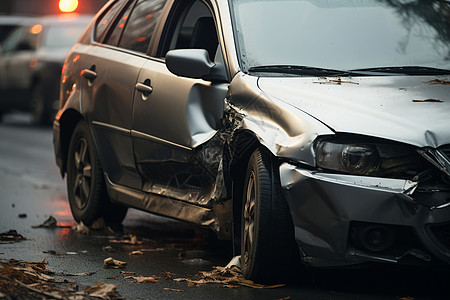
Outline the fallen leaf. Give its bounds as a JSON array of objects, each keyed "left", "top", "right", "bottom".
[
  {"left": 125, "top": 275, "right": 160, "bottom": 283},
  {"left": 103, "top": 245, "right": 114, "bottom": 251},
  {"left": 129, "top": 250, "right": 144, "bottom": 256},
  {"left": 0, "top": 230, "right": 26, "bottom": 243},
  {"left": 120, "top": 270, "right": 136, "bottom": 275},
  {"left": 65, "top": 272, "right": 96, "bottom": 276},
  {"left": 85, "top": 283, "right": 121, "bottom": 299},
  {"left": 163, "top": 288, "right": 184, "bottom": 292},
  {"left": 162, "top": 271, "right": 175, "bottom": 280},
  {"left": 104, "top": 257, "right": 127, "bottom": 269},
  {"left": 72, "top": 222, "right": 89, "bottom": 234},
  {"left": 173, "top": 264, "right": 286, "bottom": 289},
  {"left": 32, "top": 216, "right": 57, "bottom": 228},
  {"left": 110, "top": 234, "right": 142, "bottom": 245}
]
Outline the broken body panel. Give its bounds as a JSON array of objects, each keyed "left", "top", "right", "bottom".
[{"left": 53, "top": 0, "right": 450, "bottom": 270}]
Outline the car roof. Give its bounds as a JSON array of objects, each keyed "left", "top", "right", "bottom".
[
  {"left": 22, "top": 14, "right": 93, "bottom": 27},
  {"left": 0, "top": 15, "right": 32, "bottom": 25}
]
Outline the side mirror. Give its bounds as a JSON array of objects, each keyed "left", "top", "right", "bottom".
[{"left": 166, "top": 49, "right": 227, "bottom": 83}]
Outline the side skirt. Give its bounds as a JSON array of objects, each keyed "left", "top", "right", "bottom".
[{"left": 104, "top": 174, "right": 215, "bottom": 227}]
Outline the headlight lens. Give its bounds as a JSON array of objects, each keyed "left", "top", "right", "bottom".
[{"left": 315, "top": 140, "right": 380, "bottom": 175}]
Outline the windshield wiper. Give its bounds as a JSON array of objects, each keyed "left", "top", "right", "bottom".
[
  {"left": 350, "top": 66, "right": 450, "bottom": 76},
  {"left": 247, "top": 65, "right": 353, "bottom": 76}
]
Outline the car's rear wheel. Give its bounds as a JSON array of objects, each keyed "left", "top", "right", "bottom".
[
  {"left": 31, "top": 83, "right": 48, "bottom": 125},
  {"left": 67, "top": 120, "right": 127, "bottom": 226},
  {"left": 241, "top": 147, "right": 296, "bottom": 283}
]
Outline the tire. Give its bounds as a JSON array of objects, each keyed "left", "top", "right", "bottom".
[
  {"left": 67, "top": 120, "right": 127, "bottom": 226},
  {"left": 241, "top": 147, "right": 296, "bottom": 283}
]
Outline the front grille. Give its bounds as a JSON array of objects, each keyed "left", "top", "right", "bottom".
[{"left": 429, "top": 223, "right": 450, "bottom": 250}]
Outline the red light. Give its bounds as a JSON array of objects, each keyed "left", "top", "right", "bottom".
[{"left": 59, "top": 0, "right": 78, "bottom": 13}]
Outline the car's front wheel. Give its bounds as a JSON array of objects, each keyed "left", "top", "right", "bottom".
[
  {"left": 67, "top": 120, "right": 127, "bottom": 226},
  {"left": 241, "top": 147, "right": 296, "bottom": 283}
]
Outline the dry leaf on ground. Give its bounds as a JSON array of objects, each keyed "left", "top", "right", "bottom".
[
  {"left": 72, "top": 222, "right": 89, "bottom": 234},
  {"left": 85, "top": 282, "right": 123, "bottom": 299},
  {"left": 129, "top": 250, "right": 143, "bottom": 256},
  {"left": 125, "top": 275, "right": 160, "bottom": 283},
  {"left": 104, "top": 257, "right": 127, "bottom": 269},
  {"left": 0, "top": 230, "right": 26, "bottom": 244},
  {"left": 32, "top": 216, "right": 57, "bottom": 228},
  {"left": 110, "top": 234, "right": 142, "bottom": 245}
]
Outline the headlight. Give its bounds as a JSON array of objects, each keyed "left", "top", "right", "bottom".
[
  {"left": 314, "top": 137, "right": 420, "bottom": 177},
  {"left": 316, "top": 140, "right": 379, "bottom": 175}
]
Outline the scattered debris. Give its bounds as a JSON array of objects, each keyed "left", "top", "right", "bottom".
[
  {"left": 85, "top": 283, "right": 123, "bottom": 299},
  {"left": 72, "top": 222, "right": 89, "bottom": 234},
  {"left": 120, "top": 271, "right": 136, "bottom": 275},
  {"left": 66, "top": 252, "right": 78, "bottom": 255},
  {"left": 0, "top": 230, "right": 26, "bottom": 244},
  {"left": 173, "top": 256, "right": 286, "bottom": 289},
  {"left": 125, "top": 275, "right": 160, "bottom": 283},
  {"left": 163, "top": 287, "right": 184, "bottom": 292},
  {"left": 0, "top": 259, "right": 124, "bottom": 299},
  {"left": 103, "top": 245, "right": 114, "bottom": 252},
  {"left": 313, "top": 77, "right": 359, "bottom": 85},
  {"left": 43, "top": 250, "right": 60, "bottom": 255},
  {"left": 129, "top": 250, "right": 143, "bottom": 256},
  {"left": 162, "top": 271, "right": 175, "bottom": 280},
  {"left": 104, "top": 257, "right": 127, "bottom": 269},
  {"left": 413, "top": 98, "right": 444, "bottom": 103},
  {"left": 64, "top": 272, "right": 96, "bottom": 277},
  {"left": 17, "top": 213, "right": 27, "bottom": 218},
  {"left": 32, "top": 216, "right": 57, "bottom": 228},
  {"left": 426, "top": 79, "right": 450, "bottom": 85},
  {"left": 110, "top": 234, "right": 142, "bottom": 245},
  {"left": 105, "top": 275, "right": 119, "bottom": 279}
]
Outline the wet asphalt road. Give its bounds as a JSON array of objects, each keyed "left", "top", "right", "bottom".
[{"left": 1, "top": 112, "right": 449, "bottom": 300}]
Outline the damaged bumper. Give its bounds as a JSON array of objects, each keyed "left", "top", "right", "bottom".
[{"left": 280, "top": 163, "right": 450, "bottom": 267}]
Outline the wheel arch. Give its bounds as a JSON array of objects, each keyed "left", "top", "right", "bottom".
[
  {"left": 229, "top": 129, "right": 268, "bottom": 255},
  {"left": 58, "top": 109, "right": 83, "bottom": 175}
]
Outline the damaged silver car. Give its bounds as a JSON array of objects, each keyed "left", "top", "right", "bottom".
[{"left": 53, "top": 0, "right": 450, "bottom": 282}]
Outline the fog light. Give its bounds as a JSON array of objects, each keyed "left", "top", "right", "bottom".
[{"left": 356, "top": 225, "right": 395, "bottom": 252}]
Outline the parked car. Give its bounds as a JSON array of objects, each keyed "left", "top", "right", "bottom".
[
  {"left": 0, "top": 15, "right": 30, "bottom": 44},
  {"left": 0, "top": 15, "right": 92, "bottom": 124},
  {"left": 53, "top": 0, "right": 450, "bottom": 282}
]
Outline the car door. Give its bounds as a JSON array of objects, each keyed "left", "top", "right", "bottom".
[
  {"left": 0, "top": 25, "right": 34, "bottom": 109},
  {"left": 79, "top": 0, "right": 167, "bottom": 190},
  {"left": 131, "top": 0, "right": 228, "bottom": 206}
]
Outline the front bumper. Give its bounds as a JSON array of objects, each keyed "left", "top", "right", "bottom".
[{"left": 280, "top": 163, "right": 450, "bottom": 267}]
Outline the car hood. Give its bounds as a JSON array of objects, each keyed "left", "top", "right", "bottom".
[{"left": 258, "top": 75, "right": 450, "bottom": 148}]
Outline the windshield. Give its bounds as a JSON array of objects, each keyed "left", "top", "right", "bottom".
[
  {"left": 230, "top": 0, "right": 450, "bottom": 75},
  {"left": 43, "top": 24, "right": 86, "bottom": 48}
]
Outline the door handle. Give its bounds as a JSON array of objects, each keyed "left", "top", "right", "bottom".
[
  {"left": 81, "top": 69, "right": 97, "bottom": 80},
  {"left": 135, "top": 81, "right": 153, "bottom": 95}
]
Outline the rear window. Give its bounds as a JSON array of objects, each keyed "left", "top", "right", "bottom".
[{"left": 43, "top": 24, "right": 86, "bottom": 48}]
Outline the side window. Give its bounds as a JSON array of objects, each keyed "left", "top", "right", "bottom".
[
  {"left": 162, "top": 1, "right": 218, "bottom": 60},
  {"left": 95, "top": 0, "right": 127, "bottom": 42},
  {"left": 118, "top": 0, "right": 166, "bottom": 53},
  {"left": 104, "top": 3, "right": 134, "bottom": 46}
]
